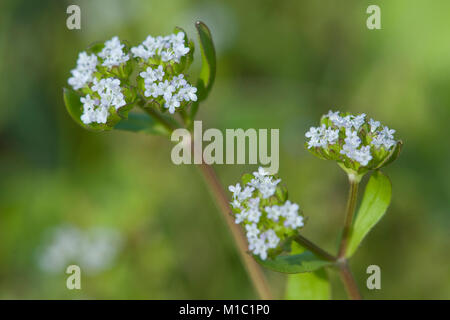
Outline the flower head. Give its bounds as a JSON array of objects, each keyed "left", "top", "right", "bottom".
[
  {"left": 229, "top": 167, "right": 304, "bottom": 260},
  {"left": 131, "top": 32, "right": 190, "bottom": 64},
  {"left": 68, "top": 52, "right": 98, "bottom": 90},
  {"left": 65, "top": 30, "right": 197, "bottom": 130},
  {"left": 98, "top": 36, "right": 130, "bottom": 69},
  {"left": 305, "top": 110, "right": 402, "bottom": 176},
  {"left": 139, "top": 66, "right": 197, "bottom": 114},
  {"left": 80, "top": 77, "right": 127, "bottom": 125}
]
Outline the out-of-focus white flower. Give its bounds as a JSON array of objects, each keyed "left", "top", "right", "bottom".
[
  {"left": 38, "top": 225, "right": 123, "bottom": 274},
  {"left": 68, "top": 52, "right": 98, "bottom": 90}
]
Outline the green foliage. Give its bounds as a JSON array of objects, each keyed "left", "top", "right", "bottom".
[
  {"left": 285, "top": 270, "right": 330, "bottom": 300},
  {"left": 63, "top": 88, "right": 108, "bottom": 131},
  {"left": 284, "top": 242, "right": 330, "bottom": 299},
  {"left": 255, "top": 251, "right": 333, "bottom": 274},
  {"left": 190, "top": 21, "right": 217, "bottom": 118},
  {"left": 347, "top": 171, "right": 392, "bottom": 257},
  {"left": 114, "top": 112, "right": 171, "bottom": 136}
]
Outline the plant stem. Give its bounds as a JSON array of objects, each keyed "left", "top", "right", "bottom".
[
  {"left": 139, "top": 100, "right": 180, "bottom": 133},
  {"left": 336, "top": 174, "right": 362, "bottom": 299},
  {"left": 338, "top": 176, "right": 359, "bottom": 258},
  {"left": 293, "top": 234, "right": 336, "bottom": 262},
  {"left": 197, "top": 163, "right": 273, "bottom": 300},
  {"left": 337, "top": 259, "right": 362, "bottom": 300},
  {"left": 140, "top": 107, "right": 272, "bottom": 299}
]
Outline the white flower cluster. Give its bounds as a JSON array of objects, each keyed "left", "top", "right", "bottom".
[
  {"left": 140, "top": 66, "right": 197, "bottom": 113},
  {"left": 305, "top": 110, "right": 398, "bottom": 167},
  {"left": 131, "top": 32, "right": 190, "bottom": 63},
  {"left": 265, "top": 201, "right": 304, "bottom": 229},
  {"left": 80, "top": 78, "right": 126, "bottom": 124},
  {"left": 305, "top": 124, "right": 339, "bottom": 149},
  {"left": 68, "top": 52, "right": 98, "bottom": 90},
  {"left": 229, "top": 167, "right": 304, "bottom": 260},
  {"left": 98, "top": 36, "right": 130, "bottom": 69},
  {"left": 38, "top": 226, "right": 122, "bottom": 274},
  {"left": 68, "top": 37, "right": 129, "bottom": 92},
  {"left": 248, "top": 167, "right": 281, "bottom": 199}
]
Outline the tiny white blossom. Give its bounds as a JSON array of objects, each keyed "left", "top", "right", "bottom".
[
  {"left": 371, "top": 126, "right": 397, "bottom": 150},
  {"left": 231, "top": 199, "right": 241, "bottom": 209},
  {"left": 262, "top": 229, "right": 280, "bottom": 249},
  {"left": 68, "top": 52, "right": 98, "bottom": 90},
  {"left": 98, "top": 36, "right": 129, "bottom": 69},
  {"left": 248, "top": 237, "right": 268, "bottom": 260},
  {"left": 245, "top": 223, "right": 260, "bottom": 239},
  {"left": 81, "top": 77, "right": 126, "bottom": 125},
  {"left": 265, "top": 205, "right": 282, "bottom": 222},
  {"left": 246, "top": 198, "right": 262, "bottom": 223},
  {"left": 140, "top": 66, "right": 165, "bottom": 84},
  {"left": 351, "top": 113, "right": 366, "bottom": 130},
  {"left": 280, "top": 201, "right": 303, "bottom": 229},
  {"left": 229, "top": 183, "right": 242, "bottom": 198},
  {"left": 131, "top": 32, "right": 189, "bottom": 63},
  {"left": 369, "top": 118, "right": 380, "bottom": 133},
  {"left": 235, "top": 210, "right": 248, "bottom": 223}
]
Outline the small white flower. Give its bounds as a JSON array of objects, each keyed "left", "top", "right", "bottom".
[
  {"left": 325, "top": 127, "right": 339, "bottom": 144},
  {"left": 371, "top": 126, "right": 397, "bottom": 150},
  {"left": 144, "top": 83, "right": 163, "bottom": 98},
  {"left": 246, "top": 198, "right": 262, "bottom": 223},
  {"left": 280, "top": 201, "right": 303, "bottom": 229},
  {"left": 68, "top": 52, "right": 98, "bottom": 90},
  {"left": 265, "top": 205, "right": 282, "bottom": 222},
  {"left": 326, "top": 110, "right": 340, "bottom": 122},
  {"left": 239, "top": 186, "right": 255, "bottom": 202},
  {"left": 231, "top": 199, "right": 241, "bottom": 209},
  {"left": 263, "top": 229, "right": 280, "bottom": 249},
  {"left": 81, "top": 77, "right": 126, "bottom": 125},
  {"left": 131, "top": 32, "right": 189, "bottom": 63},
  {"left": 235, "top": 210, "right": 248, "bottom": 224},
  {"left": 98, "top": 36, "right": 129, "bottom": 69},
  {"left": 140, "top": 66, "right": 165, "bottom": 84},
  {"left": 245, "top": 223, "right": 260, "bottom": 239},
  {"left": 253, "top": 167, "right": 269, "bottom": 180},
  {"left": 351, "top": 113, "right": 366, "bottom": 130},
  {"left": 229, "top": 183, "right": 242, "bottom": 198},
  {"left": 369, "top": 118, "right": 380, "bottom": 133},
  {"left": 248, "top": 236, "right": 268, "bottom": 260}
]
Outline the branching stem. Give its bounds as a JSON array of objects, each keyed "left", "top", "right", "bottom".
[{"left": 142, "top": 106, "right": 272, "bottom": 299}]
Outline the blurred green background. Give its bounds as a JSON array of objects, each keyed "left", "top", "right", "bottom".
[{"left": 0, "top": 0, "right": 449, "bottom": 299}]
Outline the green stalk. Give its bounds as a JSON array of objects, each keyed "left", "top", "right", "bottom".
[
  {"left": 140, "top": 102, "right": 272, "bottom": 299},
  {"left": 336, "top": 173, "right": 362, "bottom": 299},
  {"left": 293, "top": 234, "right": 336, "bottom": 262},
  {"left": 338, "top": 176, "right": 359, "bottom": 258}
]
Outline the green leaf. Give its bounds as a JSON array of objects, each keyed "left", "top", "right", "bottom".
[
  {"left": 376, "top": 140, "right": 403, "bottom": 169},
  {"left": 191, "top": 21, "right": 216, "bottom": 118},
  {"left": 284, "top": 241, "right": 330, "bottom": 299},
  {"left": 346, "top": 170, "right": 392, "bottom": 257},
  {"left": 255, "top": 251, "right": 333, "bottom": 274},
  {"left": 63, "top": 88, "right": 106, "bottom": 132},
  {"left": 285, "top": 269, "right": 331, "bottom": 300},
  {"left": 114, "top": 112, "right": 171, "bottom": 136}
]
